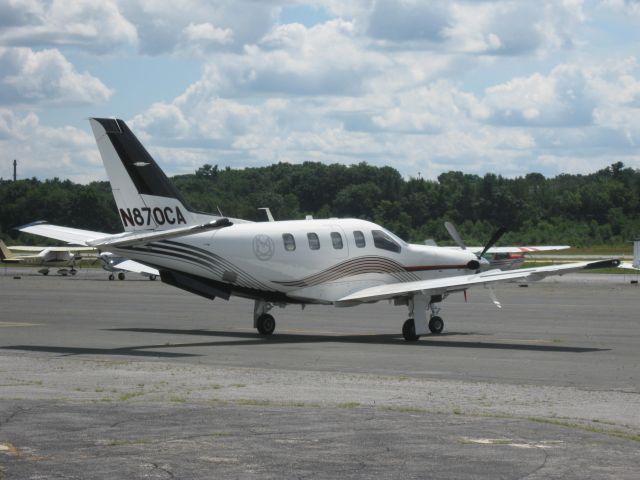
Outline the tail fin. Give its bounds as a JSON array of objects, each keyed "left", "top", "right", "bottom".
[
  {"left": 0, "top": 240, "right": 15, "bottom": 261},
  {"left": 633, "top": 240, "right": 640, "bottom": 269},
  {"left": 89, "top": 118, "right": 220, "bottom": 232}
]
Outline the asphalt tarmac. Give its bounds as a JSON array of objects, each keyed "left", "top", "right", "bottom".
[{"left": 1, "top": 267, "right": 639, "bottom": 478}]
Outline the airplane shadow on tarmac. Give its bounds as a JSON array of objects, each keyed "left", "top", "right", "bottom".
[{"left": 2, "top": 329, "right": 608, "bottom": 358}]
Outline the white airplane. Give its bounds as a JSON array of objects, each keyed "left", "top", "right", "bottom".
[
  {"left": 0, "top": 239, "right": 95, "bottom": 275},
  {"left": 619, "top": 240, "right": 640, "bottom": 271},
  {"left": 18, "top": 118, "right": 620, "bottom": 341}
]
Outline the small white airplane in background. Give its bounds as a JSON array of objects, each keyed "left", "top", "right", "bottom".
[
  {"left": 18, "top": 118, "right": 620, "bottom": 341},
  {"left": 620, "top": 240, "right": 640, "bottom": 271},
  {"left": 0, "top": 239, "right": 95, "bottom": 275}
]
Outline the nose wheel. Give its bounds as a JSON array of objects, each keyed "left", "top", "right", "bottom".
[{"left": 428, "top": 316, "right": 444, "bottom": 334}]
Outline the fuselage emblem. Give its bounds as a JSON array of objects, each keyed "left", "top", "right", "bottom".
[{"left": 253, "top": 234, "right": 275, "bottom": 261}]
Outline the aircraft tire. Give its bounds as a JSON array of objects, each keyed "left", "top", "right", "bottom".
[
  {"left": 70, "top": 269, "right": 77, "bottom": 276},
  {"left": 118, "top": 272, "right": 125, "bottom": 281},
  {"left": 42, "top": 271, "right": 48, "bottom": 276},
  {"left": 108, "top": 274, "right": 115, "bottom": 281},
  {"left": 149, "top": 275, "right": 157, "bottom": 281},
  {"left": 402, "top": 318, "right": 419, "bottom": 342},
  {"left": 429, "top": 316, "right": 444, "bottom": 334},
  {"left": 256, "top": 314, "right": 276, "bottom": 335}
]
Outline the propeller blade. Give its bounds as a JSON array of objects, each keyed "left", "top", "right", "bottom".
[
  {"left": 444, "top": 221, "right": 466, "bottom": 250},
  {"left": 487, "top": 286, "right": 502, "bottom": 309},
  {"left": 479, "top": 226, "right": 507, "bottom": 259}
]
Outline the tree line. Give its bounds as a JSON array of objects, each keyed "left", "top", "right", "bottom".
[{"left": 1, "top": 161, "right": 639, "bottom": 247}]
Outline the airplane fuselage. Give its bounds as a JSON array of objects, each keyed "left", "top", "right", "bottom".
[{"left": 112, "top": 218, "right": 479, "bottom": 304}]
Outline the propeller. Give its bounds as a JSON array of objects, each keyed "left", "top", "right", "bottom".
[
  {"left": 444, "top": 221, "right": 507, "bottom": 265},
  {"left": 445, "top": 222, "right": 508, "bottom": 309},
  {"left": 478, "top": 226, "right": 507, "bottom": 259},
  {"left": 444, "top": 222, "right": 466, "bottom": 250}
]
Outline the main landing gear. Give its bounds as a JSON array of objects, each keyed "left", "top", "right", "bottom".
[
  {"left": 401, "top": 296, "right": 445, "bottom": 342},
  {"left": 254, "top": 299, "right": 276, "bottom": 336}
]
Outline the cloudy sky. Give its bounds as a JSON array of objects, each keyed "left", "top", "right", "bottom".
[{"left": 2, "top": 0, "right": 640, "bottom": 183}]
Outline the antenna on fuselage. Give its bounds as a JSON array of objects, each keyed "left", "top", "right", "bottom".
[{"left": 258, "top": 207, "right": 275, "bottom": 222}]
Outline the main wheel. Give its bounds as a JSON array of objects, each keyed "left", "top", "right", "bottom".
[
  {"left": 70, "top": 269, "right": 77, "bottom": 276},
  {"left": 256, "top": 313, "right": 276, "bottom": 335},
  {"left": 149, "top": 275, "right": 157, "bottom": 281},
  {"left": 429, "top": 316, "right": 444, "bottom": 334},
  {"left": 402, "top": 318, "right": 419, "bottom": 342},
  {"left": 108, "top": 274, "right": 115, "bottom": 281},
  {"left": 118, "top": 272, "right": 125, "bottom": 280}
]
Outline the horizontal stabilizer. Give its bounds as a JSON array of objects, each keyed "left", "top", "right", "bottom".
[
  {"left": 87, "top": 218, "right": 232, "bottom": 248},
  {"left": 17, "top": 221, "right": 108, "bottom": 246}
]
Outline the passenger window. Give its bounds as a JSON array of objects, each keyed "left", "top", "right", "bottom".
[
  {"left": 372, "top": 230, "right": 401, "bottom": 253},
  {"left": 282, "top": 233, "right": 296, "bottom": 251},
  {"left": 307, "top": 232, "right": 320, "bottom": 250},
  {"left": 353, "top": 230, "right": 366, "bottom": 248},
  {"left": 331, "top": 232, "right": 344, "bottom": 249}
]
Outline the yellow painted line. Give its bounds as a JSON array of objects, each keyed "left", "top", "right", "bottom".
[{"left": 0, "top": 322, "right": 44, "bottom": 328}]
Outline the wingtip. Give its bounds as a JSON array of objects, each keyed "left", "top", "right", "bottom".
[{"left": 15, "top": 220, "right": 49, "bottom": 231}]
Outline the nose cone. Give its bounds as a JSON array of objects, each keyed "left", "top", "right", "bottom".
[{"left": 466, "top": 259, "right": 480, "bottom": 270}]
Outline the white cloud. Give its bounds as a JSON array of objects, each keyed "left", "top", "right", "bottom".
[
  {"left": 0, "top": 109, "right": 103, "bottom": 183},
  {"left": 3, "top": 0, "right": 640, "bottom": 182},
  {"left": 482, "top": 58, "right": 640, "bottom": 135},
  {"left": 0, "top": 0, "right": 137, "bottom": 53},
  {"left": 0, "top": 47, "right": 112, "bottom": 105},
  {"left": 118, "top": 0, "right": 276, "bottom": 55},
  {"left": 365, "top": 0, "right": 586, "bottom": 56},
  {"left": 600, "top": 0, "right": 640, "bottom": 15}
]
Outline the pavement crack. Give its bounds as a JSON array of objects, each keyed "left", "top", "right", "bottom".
[
  {"left": 516, "top": 447, "right": 549, "bottom": 480},
  {"left": 150, "top": 462, "right": 175, "bottom": 479}
]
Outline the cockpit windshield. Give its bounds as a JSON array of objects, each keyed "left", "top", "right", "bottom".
[{"left": 372, "top": 230, "right": 402, "bottom": 253}]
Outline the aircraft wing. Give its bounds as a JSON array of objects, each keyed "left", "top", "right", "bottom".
[
  {"left": 448, "top": 245, "right": 571, "bottom": 254},
  {"left": 18, "top": 221, "right": 109, "bottom": 246},
  {"left": 336, "top": 259, "right": 619, "bottom": 305},
  {"left": 110, "top": 259, "right": 160, "bottom": 276}
]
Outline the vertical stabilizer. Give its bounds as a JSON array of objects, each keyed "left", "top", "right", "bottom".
[
  {"left": 89, "top": 118, "right": 218, "bottom": 232},
  {"left": 633, "top": 240, "right": 640, "bottom": 269},
  {"left": 0, "top": 240, "right": 14, "bottom": 261}
]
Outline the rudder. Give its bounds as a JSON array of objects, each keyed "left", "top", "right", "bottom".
[{"left": 89, "top": 118, "right": 216, "bottom": 232}]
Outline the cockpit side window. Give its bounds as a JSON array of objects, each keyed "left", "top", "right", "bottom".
[
  {"left": 353, "top": 230, "right": 366, "bottom": 248},
  {"left": 282, "top": 233, "right": 296, "bottom": 251},
  {"left": 330, "top": 232, "right": 344, "bottom": 249},
  {"left": 307, "top": 232, "right": 320, "bottom": 250},
  {"left": 372, "top": 230, "right": 401, "bottom": 253}
]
